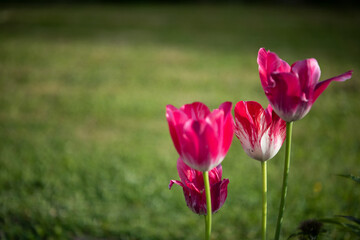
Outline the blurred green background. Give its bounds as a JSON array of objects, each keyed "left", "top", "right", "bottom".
[{"left": 0, "top": 4, "right": 359, "bottom": 240}]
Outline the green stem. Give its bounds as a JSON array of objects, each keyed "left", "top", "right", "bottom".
[
  {"left": 261, "top": 161, "right": 267, "bottom": 240},
  {"left": 203, "top": 171, "right": 212, "bottom": 240},
  {"left": 274, "top": 121, "right": 294, "bottom": 240}
]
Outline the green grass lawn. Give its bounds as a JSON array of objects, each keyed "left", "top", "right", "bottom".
[{"left": 0, "top": 4, "right": 359, "bottom": 240}]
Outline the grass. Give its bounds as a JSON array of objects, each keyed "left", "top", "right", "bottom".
[{"left": 0, "top": 4, "right": 359, "bottom": 240}]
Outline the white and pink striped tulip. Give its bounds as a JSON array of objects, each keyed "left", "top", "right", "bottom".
[{"left": 234, "top": 101, "right": 286, "bottom": 161}]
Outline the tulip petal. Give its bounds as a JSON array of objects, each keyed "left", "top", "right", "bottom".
[
  {"left": 181, "top": 102, "right": 211, "bottom": 120},
  {"left": 206, "top": 109, "right": 223, "bottom": 136},
  {"left": 219, "top": 101, "right": 233, "bottom": 117},
  {"left": 219, "top": 102, "right": 234, "bottom": 157},
  {"left": 211, "top": 178, "right": 229, "bottom": 214},
  {"left": 313, "top": 70, "right": 353, "bottom": 103},
  {"left": 264, "top": 104, "right": 274, "bottom": 123},
  {"left": 291, "top": 58, "right": 321, "bottom": 102},
  {"left": 171, "top": 158, "right": 228, "bottom": 215},
  {"left": 268, "top": 106, "right": 287, "bottom": 148},
  {"left": 219, "top": 178, "right": 229, "bottom": 209},
  {"left": 235, "top": 101, "right": 286, "bottom": 161},
  {"left": 208, "top": 164, "right": 222, "bottom": 186},
  {"left": 169, "top": 180, "right": 185, "bottom": 190},
  {"left": 188, "top": 187, "right": 206, "bottom": 215},
  {"left": 235, "top": 101, "right": 269, "bottom": 160},
  {"left": 206, "top": 102, "right": 234, "bottom": 162},
  {"left": 258, "top": 48, "right": 352, "bottom": 122},
  {"left": 260, "top": 124, "right": 283, "bottom": 160},
  {"left": 176, "top": 158, "right": 203, "bottom": 193},
  {"left": 181, "top": 120, "right": 220, "bottom": 172},
  {"left": 176, "top": 156, "right": 194, "bottom": 183},
  {"left": 258, "top": 48, "right": 290, "bottom": 90},
  {"left": 166, "top": 101, "right": 234, "bottom": 172},
  {"left": 166, "top": 105, "right": 188, "bottom": 155},
  {"left": 270, "top": 72, "right": 310, "bottom": 122}
]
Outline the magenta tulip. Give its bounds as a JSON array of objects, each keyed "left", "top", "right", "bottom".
[
  {"left": 234, "top": 101, "right": 286, "bottom": 161},
  {"left": 257, "top": 48, "right": 353, "bottom": 122},
  {"left": 166, "top": 102, "right": 234, "bottom": 172},
  {"left": 169, "top": 158, "right": 229, "bottom": 215}
]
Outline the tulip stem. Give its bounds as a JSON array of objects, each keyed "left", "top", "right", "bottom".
[
  {"left": 274, "top": 121, "right": 293, "bottom": 240},
  {"left": 261, "top": 161, "right": 267, "bottom": 240},
  {"left": 203, "top": 171, "right": 212, "bottom": 240}
]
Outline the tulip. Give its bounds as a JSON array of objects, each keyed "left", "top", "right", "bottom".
[
  {"left": 169, "top": 158, "right": 229, "bottom": 215},
  {"left": 258, "top": 48, "right": 353, "bottom": 122},
  {"left": 234, "top": 101, "right": 286, "bottom": 161},
  {"left": 166, "top": 101, "right": 234, "bottom": 172},
  {"left": 258, "top": 48, "right": 353, "bottom": 240},
  {"left": 234, "top": 101, "right": 286, "bottom": 240}
]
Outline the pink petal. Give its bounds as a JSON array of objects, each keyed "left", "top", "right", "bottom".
[
  {"left": 221, "top": 114, "right": 234, "bottom": 156},
  {"left": 180, "top": 102, "right": 211, "bottom": 120},
  {"left": 235, "top": 101, "right": 286, "bottom": 161},
  {"left": 219, "top": 102, "right": 234, "bottom": 158},
  {"left": 291, "top": 59, "right": 321, "bottom": 88},
  {"left": 211, "top": 178, "right": 229, "bottom": 214},
  {"left": 205, "top": 103, "right": 233, "bottom": 159},
  {"left": 171, "top": 158, "right": 228, "bottom": 215},
  {"left": 176, "top": 157, "right": 193, "bottom": 183},
  {"left": 257, "top": 48, "right": 273, "bottom": 87},
  {"left": 269, "top": 107, "right": 287, "bottom": 144},
  {"left": 166, "top": 105, "right": 188, "bottom": 155},
  {"left": 264, "top": 104, "right": 274, "bottom": 123},
  {"left": 257, "top": 48, "right": 290, "bottom": 89},
  {"left": 278, "top": 58, "right": 291, "bottom": 73},
  {"left": 206, "top": 109, "right": 223, "bottom": 135},
  {"left": 261, "top": 108, "right": 286, "bottom": 160},
  {"left": 181, "top": 120, "right": 220, "bottom": 172},
  {"left": 269, "top": 72, "right": 304, "bottom": 122},
  {"left": 187, "top": 187, "right": 206, "bottom": 215},
  {"left": 169, "top": 180, "right": 185, "bottom": 189},
  {"left": 208, "top": 164, "right": 222, "bottom": 186},
  {"left": 215, "top": 164, "right": 223, "bottom": 178},
  {"left": 245, "top": 101, "right": 268, "bottom": 130},
  {"left": 234, "top": 102, "right": 254, "bottom": 146},
  {"left": 176, "top": 158, "right": 203, "bottom": 192},
  {"left": 219, "top": 101, "right": 233, "bottom": 117},
  {"left": 234, "top": 101, "right": 268, "bottom": 159},
  {"left": 290, "top": 59, "right": 321, "bottom": 102},
  {"left": 313, "top": 70, "right": 353, "bottom": 103},
  {"left": 219, "top": 178, "right": 229, "bottom": 209}
]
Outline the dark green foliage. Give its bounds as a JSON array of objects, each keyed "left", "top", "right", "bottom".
[
  {"left": 288, "top": 219, "right": 325, "bottom": 240},
  {"left": 321, "top": 216, "right": 360, "bottom": 237},
  {"left": 318, "top": 175, "right": 360, "bottom": 238}
]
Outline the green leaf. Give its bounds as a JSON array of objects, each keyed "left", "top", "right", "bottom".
[
  {"left": 342, "top": 223, "right": 360, "bottom": 236},
  {"left": 320, "top": 216, "right": 360, "bottom": 236},
  {"left": 336, "top": 215, "right": 360, "bottom": 225},
  {"left": 287, "top": 232, "right": 302, "bottom": 239},
  {"left": 319, "top": 218, "right": 343, "bottom": 226},
  {"left": 337, "top": 174, "right": 360, "bottom": 183}
]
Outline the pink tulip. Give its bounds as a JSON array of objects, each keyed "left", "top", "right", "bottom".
[
  {"left": 169, "top": 158, "right": 229, "bottom": 215},
  {"left": 257, "top": 48, "right": 353, "bottom": 122},
  {"left": 234, "top": 101, "right": 286, "bottom": 161},
  {"left": 166, "top": 102, "right": 234, "bottom": 172}
]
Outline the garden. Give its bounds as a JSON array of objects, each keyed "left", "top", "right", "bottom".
[{"left": 0, "top": 4, "right": 359, "bottom": 239}]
